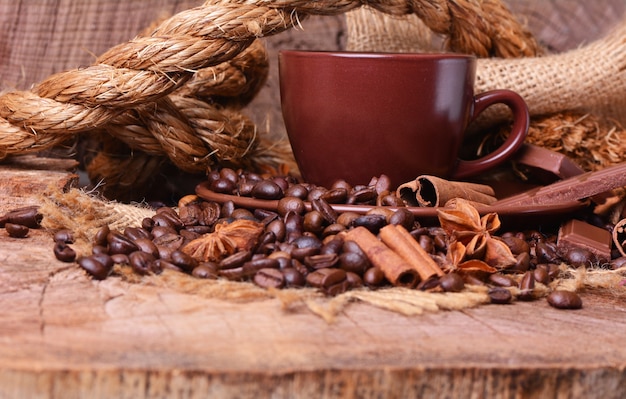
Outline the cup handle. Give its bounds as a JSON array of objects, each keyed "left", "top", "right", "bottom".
[{"left": 451, "top": 89, "right": 529, "bottom": 180}]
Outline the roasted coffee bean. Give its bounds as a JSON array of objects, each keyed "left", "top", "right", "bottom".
[
  {"left": 155, "top": 259, "right": 183, "bottom": 273},
  {"left": 1, "top": 206, "right": 42, "bottom": 228},
  {"left": 324, "top": 279, "right": 350, "bottom": 296},
  {"left": 194, "top": 201, "right": 220, "bottom": 226},
  {"left": 306, "top": 186, "right": 327, "bottom": 202},
  {"left": 303, "top": 211, "right": 325, "bottom": 234},
  {"left": 179, "top": 229, "right": 202, "bottom": 243},
  {"left": 153, "top": 233, "right": 184, "bottom": 259},
  {"left": 284, "top": 184, "right": 309, "bottom": 200},
  {"left": 535, "top": 241, "right": 559, "bottom": 263},
  {"left": 463, "top": 274, "right": 487, "bottom": 286},
  {"left": 124, "top": 226, "right": 152, "bottom": 241},
  {"left": 291, "top": 246, "right": 320, "bottom": 261},
  {"left": 219, "top": 250, "right": 252, "bottom": 270},
  {"left": 272, "top": 176, "right": 290, "bottom": 192},
  {"left": 336, "top": 211, "right": 360, "bottom": 228},
  {"left": 322, "top": 224, "right": 346, "bottom": 238},
  {"left": 367, "top": 207, "right": 394, "bottom": 222},
  {"left": 253, "top": 268, "right": 285, "bottom": 289},
  {"left": 251, "top": 180, "right": 283, "bottom": 200},
  {"left": 417, "top": 275, "right": 441, "bottom": 291},
  {"left": 321, "top": 188, "right": 348, "bottom": 204},
  {"left": 291, "top": 258, "right": 309, "bottom": 277},
  {"left": 439, "top": 273, "right": 465, "bottom": 292},
  {"left": 292, "top": 235, "right": 322, "bottom": 250},
  {"left": 501, "top": 235, "right": 530, "bottom": 255},
  {"left": 141, "top": 217, "right": 155, "bottom": 231},
  {"left": 133, "top": 237, "right": 160, "bottom": 258},
  {"left": 53, "top": 229, "right": 75, "bottom": 244},
  {"left": 237, "top": 180, "right": 256, "bottom": 197},
  {"left": 311, "top": 198, "right": 337, "bottom": 224},
  {"left": 107, "top": 232, "right": 139, "bottom": 255},
  {"left": 53, "top": 242, "right": 76, "bottom": 262},
  {"left": 418, "top": 235, "right": 435, "bottom": 254},
  {"left": 432, "top": 234, "right": 447, "bottom": 252},
  {"left": 93, "top": 225, "right": 110, "bottom": 246},
  {"left": 220, "top": 167, "right": 239, "bottom": 184},
  {"left": 547, "top": 290, "right": 583, "bottom": 309},
  {"left": 511, "top": 252, "right": 531, "bottom": 273},
  {"left": 326, "top": 180, "right": 349, "bottom": 193},
  {"left": 348, "top": 188, "right": 377, "bottom": 204},
  {"left": 561, "top": 247, "right": 594, "bottom": 267},
  {"left": 78, "top": 256, "right": 112, "bottom": 280},
  {"left": 276, "top": 197, "right": 305, "bottom": 218},
  {"left": 304, "top": 253, "right": 339, "bottom": 270},
  {"left": 192, "top": 264, "right": 219, "bottom": 279},
  {"left": 242, "top": 258, "right": 280, "bottom": 276},
  {"left": 345, "top": 271, "right": 363, "bottom": 289},
  {"left": 488, "top": 273, "right": 517, "bottom": 287},
  {"left": 282, "top": 267, "right": 306, "bottom": 287},
  {"left": 230, "top": 208, "right": 256, "bottom": 221},
  {"left": 352, "top": 214, "right": 386, "bottom": 234},
  {"left": 255, "top": 208, "right": 279, "bottom": 223},
  {"left": 320, "top": 237, "right": 343, "bottom": 255},
  {"left": 91, "top": 253, "right": 114, "bottom": 270},
  {"left": 488, "top": 287, "right": 512, "bottom": 304},
  {"left": 388, "top": 208, "right": 415, "bottom": 231},
  {"left": 338, "top": 251, "right": 370, "bottom": 275},
  {"left": 111, "top": 254, "right": 130, "bottom": 265},
  {"left": 379, "top": 194, "right": 405, "bottom": 207},
  {"left": 533, "top": 266, "right": 550, "bottom": 285},
  {"left": 129, "top": 251, "right": 158, "bottom": 275},
  {"left": 211, "top": 177, "right": 236, "bottom": 194},
  {"left": 284, "top": 211, "right": 303, "bottom": 239},
  {"left": 342, "top": 240, "right": 366, "bottom": 257},
  {"left": 92, "top": 245, "right": 109, "bottom": 255},
  {"left": 306, "top": 267, "right": 347, "bottom": 289},
  {"left": 151, "top": 225, "right": 178, "bottom": 239},
  {"left": 5, "top": 223, "right": 29, "bottom": 238},
  {"left": 167, "top": 250, "right": 197, "bottom": 272},
  {"left": 270, "top": 255, "right": 292, "bottom": 270},
  {"left": 266, "top": 218, "right": 286, "bottom": 242},
  {"left": 152, "top": 212, "right": 183, "bottom": 231},
  {"left": 363, "top": 267, "right": 386, "bottom": 287},
  {"left": 517, "top": 271, "right": 536, "bottom": 301}
]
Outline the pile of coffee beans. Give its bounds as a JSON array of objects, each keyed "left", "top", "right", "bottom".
[{"left": 4, "top": 168, "right": 622, "bottom": 310}]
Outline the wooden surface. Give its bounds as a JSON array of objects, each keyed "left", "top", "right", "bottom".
[{"left": 1, "top": 158, "right": 626, "bottom": 398}]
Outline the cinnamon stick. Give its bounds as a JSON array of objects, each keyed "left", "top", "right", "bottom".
[
  {"left": 379, "top": 224, "right": 445, "bottom": 280},
  {"left": 396, "top": 176, "right": 496, "bottom": 207},
  {"left": 344, "top": 226, "right": 419, "bottom": 288}
]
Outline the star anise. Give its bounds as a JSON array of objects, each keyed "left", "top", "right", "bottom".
[
  {"left": 181, "top": 219, "right": 264, "bottom": 262},
  {"left": 437, "top": 198, "right": 516, "bottom": 272}
]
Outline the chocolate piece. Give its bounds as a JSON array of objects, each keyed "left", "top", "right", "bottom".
[
  {"left": 493, "top": 162, "right": 626, "bottom": 207},
  {"left": 513, "top": 143, "right": 584, "bottom": 180},
  {"left": 557, "top": 219, "right": 611, "bottom": 264}
]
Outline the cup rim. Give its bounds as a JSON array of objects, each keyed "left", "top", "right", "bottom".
[{"left": 279, "top": 50, "right": 476, "bottom": 61}]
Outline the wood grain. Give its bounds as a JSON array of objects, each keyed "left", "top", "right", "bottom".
[{"left": 0, "top": 157, "right": 625, "bottom": 398}]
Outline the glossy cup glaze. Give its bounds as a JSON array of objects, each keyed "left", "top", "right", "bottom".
[{"left": 279, "top": 51, "right": 529, "bottom": 188}]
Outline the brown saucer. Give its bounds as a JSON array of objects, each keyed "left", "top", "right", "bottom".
[{"left": 195, "top": 181, "right": 588, "bottom": 228}]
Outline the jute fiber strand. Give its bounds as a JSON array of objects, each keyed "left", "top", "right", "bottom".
[{"left": 0, "top": 0, "right": 550, "bottom": 199}]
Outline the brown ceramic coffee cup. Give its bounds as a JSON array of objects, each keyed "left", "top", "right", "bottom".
[{"left": 279, "top": 50, "right": 529, "bottom": 188}]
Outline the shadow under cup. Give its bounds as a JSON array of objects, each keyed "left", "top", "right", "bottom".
[{"left": 279, "top": 51, "right": 529, "bottom": 189}]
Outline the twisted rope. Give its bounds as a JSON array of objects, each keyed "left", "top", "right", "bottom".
[{"left": 0, "top": 0, "right": 540, "bottom": 197}]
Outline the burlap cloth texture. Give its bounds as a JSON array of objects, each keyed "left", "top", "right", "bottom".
[{"left": 3, "top": 0, "right": 626, "bottom": 318}]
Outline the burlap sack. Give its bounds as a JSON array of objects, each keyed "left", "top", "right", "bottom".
[{"left": 347, "top": 5, "right": 626, "bottom": 125}]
